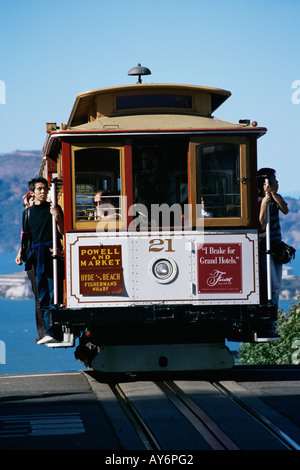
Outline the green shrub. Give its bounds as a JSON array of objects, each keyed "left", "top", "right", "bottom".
[{"left": 238, "top": 298, "right": 300, "bottom": 365}]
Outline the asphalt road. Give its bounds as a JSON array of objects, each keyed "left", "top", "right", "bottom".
[
  {"left": 0, "top": 367, "right": 299, "bottom": 453},
  {"left": 0, "top": 371, "right": 123, "bottom": 450}
]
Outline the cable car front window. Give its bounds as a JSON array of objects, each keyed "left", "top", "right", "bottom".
[
  {"left": 74, "top": 147, "right": 121, "bottom": 223},
  {"left": 196, "top": 144, "right": 240, "bottom": 218},
  {"left": 132, "top": 140, "right": 188, "bottom": 228}
]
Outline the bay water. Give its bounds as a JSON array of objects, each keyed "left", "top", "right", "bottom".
[
  {"left": 0, "top": 298, "right": 83, "bottom": 374},
  {"left": 0, "top": 252, "right": 83, "bottom": 374}
]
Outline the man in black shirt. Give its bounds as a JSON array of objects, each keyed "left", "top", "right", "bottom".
[{"left": 23, "top": 177, "right": 64, "bottom": 344}]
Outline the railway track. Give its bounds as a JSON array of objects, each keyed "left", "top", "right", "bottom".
[
  {"left": 155, "top": 380, "right": 239, "bottom": 450},
  {"left": 213, "top": 381, "right": 300, "bottom": 451},
  {"left": 90, "top": 372, "right": 300, "bottom": 451}
]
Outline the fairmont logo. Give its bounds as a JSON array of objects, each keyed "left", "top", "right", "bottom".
[{"left": 206, "top": 269, "right": 233, "bottom": 287}]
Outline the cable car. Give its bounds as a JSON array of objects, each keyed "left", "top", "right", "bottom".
[{"left": 40, "top": 65, "right": 276, "bottom": 371}]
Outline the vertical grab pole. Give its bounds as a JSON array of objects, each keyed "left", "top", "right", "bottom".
[
  {"left": 265, "top": 178, "right": 272, "bottom": 303},
  {"left": 51, "top": 179, "right": 58, "bottom": 305}
]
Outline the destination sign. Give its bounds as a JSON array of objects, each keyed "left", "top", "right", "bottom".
[{"left": 79, "top": 245, "right": 123, "bottom": 295}]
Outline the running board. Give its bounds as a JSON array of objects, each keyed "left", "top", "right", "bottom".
[
  {"left": 91, "top": 343, "right": 234, "bottom": 372},
  {"left": 46, "top": 329, "right": 75, "bottom": 348},
  {"left": 46, "top": 340, "right": 74, "bottom": 348},
  {"left": 252, "top": 332, "right": 280, "bottom": 343}
]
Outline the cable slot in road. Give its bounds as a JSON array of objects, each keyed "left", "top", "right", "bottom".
[{"left": 156, "top": 380, "right": 239, "bottom": 450}]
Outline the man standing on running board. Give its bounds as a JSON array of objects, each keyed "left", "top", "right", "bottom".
[{"left": 23, "top": 177, "right": 64, "bottom": 345}]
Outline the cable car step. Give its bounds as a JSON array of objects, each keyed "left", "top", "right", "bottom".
[{"left": 46, "top": 330, "right": 75, "bottom": 348}]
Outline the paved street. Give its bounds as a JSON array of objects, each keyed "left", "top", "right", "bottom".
[
  {"left": 0, "top": 367, "right": 299, "bottom": 452},
  {"left": 0, "top": 371, "right": 121, "bottom": 450}
]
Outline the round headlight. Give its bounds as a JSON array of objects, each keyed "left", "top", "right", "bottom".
[
  {"left": 153, "top": 260, "right": 172, "bottom": 279},
  {"left": 150, "top": 258, "right": 178, "bottom": 283}
]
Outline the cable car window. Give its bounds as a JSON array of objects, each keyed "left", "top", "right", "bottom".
[
  {"left": 196, "top": 144, "right": 240, "bottom": 218},
  {"left": 132, "top": 140, "right": 188, "bottom": 228},
  {"left": 117, "top": 95, "right": 192, "bottom": 110},
  {"left": 74, "top": 147, "right": 122, "bottom": 223}
]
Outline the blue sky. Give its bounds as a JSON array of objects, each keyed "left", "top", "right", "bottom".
[{"left": 0, "top": 0, "right": 299, "bottom": 196}]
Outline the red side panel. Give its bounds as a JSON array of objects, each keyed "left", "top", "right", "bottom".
[
  {"left": 61, "top": 142, "right": 72, "bottom": 231},
  {"left": 47, "top": 156, "right": 57, "bottom": 186},
  {"left": 124, "top": 140, "right": 133, "bottom": 228},
  {"left": 249, "top": 136, "right": 259, "bottom": 227}
]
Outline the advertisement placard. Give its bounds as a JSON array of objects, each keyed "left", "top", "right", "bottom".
[{"left": 197, "top": 243, "right": 242, "bottom": 294}]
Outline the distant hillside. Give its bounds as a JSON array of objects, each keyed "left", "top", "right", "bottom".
[
  {"left": 0, "top": 151, "right": 42, "bottom": 253},
  {"left": 280, "top": 197, "right": 300, "bottom": 248},
  {"left": 0, "top": 150, "right": 299, "bottom": 253}
]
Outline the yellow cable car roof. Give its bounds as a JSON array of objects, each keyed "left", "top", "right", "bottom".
[{"left": 67, "top": 83, "right": 232, "bottom": 128}]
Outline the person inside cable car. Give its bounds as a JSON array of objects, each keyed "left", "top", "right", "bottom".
[
  {"left": 134, "top": 150, "right": 173, "bottom": 209},
  {"left": 88, "top": 190, "right": 120, "bottom": 221},
  {"left": 88, "top": 191, "right": 104, "bottom": 221}
]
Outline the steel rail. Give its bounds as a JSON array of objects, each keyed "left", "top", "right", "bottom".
[
  {"left": 213, "top": 381, "right": 300, "bottom": 451},
  {"left": 109, "top": 383, "right": 161, "bottom": 451},
  {"left": 156, "top": 380, "right": 239, "bottom": 450}
]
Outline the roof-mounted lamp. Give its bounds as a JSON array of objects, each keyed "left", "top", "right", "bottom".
[{"left": 128, "top": 63, "right": 151, "bottom": 83}]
